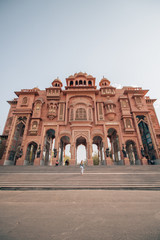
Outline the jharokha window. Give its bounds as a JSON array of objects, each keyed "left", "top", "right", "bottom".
[{"left": 75, "top": 108, "right": 87, "bottom": 120}]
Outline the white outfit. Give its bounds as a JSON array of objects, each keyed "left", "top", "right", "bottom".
[{"left": 80, "top": 165, "right": 84, "bottom": 175}]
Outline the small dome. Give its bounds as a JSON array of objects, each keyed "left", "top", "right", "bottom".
[
  {"left": 87, "top": 75, "right": 94, "bottom": 78},
  {"left": 68, "top": 75, "right": 74, "bottom": 78},
  {"left": 52, "top": 78, "right": 63, "bottom": 87},
  {"left": 32, "top": 87, "right": 40, "bottom": 91},
  {"left": 77, "top": 72, "right": 85, "bottom": 76},
  {"left": 99, "top": 77, "right": 110, "bottom": 87},
  {"left": 101, "top": 77, "right": 109, "bottom": 81}
]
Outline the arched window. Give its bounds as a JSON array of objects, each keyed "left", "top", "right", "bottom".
[
  {"left": 88, "top": 80, "right": 92, "bottom": 86},
  {"left": 70, "top": 81, "right": 73, "bottom": 86},
  {"left": 75, "top": 80, "right": 78, "bottom": 86},
  {"left": 79, "top": 80, "right": 83, "bottom": 85},
  {"left": 84, "top": 80, "right": 86, "bottom": 85},
  {"left": 75, "top": 108, "right": 87, "bottom": 120}
]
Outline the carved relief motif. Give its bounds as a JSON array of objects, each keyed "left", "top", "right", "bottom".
[
  {"left": 22, "top": 97, "right": 28, "bottom": 105},
  {"left": 29, "top": 119, "right": 40, "bottom": 135},
  {"left": 7, "top": 117, "right": 13, "bottom": 128},
  {"left": 134, "top": 95, "right": 143, "bottom": 110},
  {"left": 74, "top": 130, "right": 89, "bottom": 141},
  {"left": 121, "top": 99, "right": 129, "bottom": 108},
  {"left": 16, "top": 116, "right": 27, "bottom": 125},
  {"left": 47, "top": 101, "right": 58, "bottom": 119}
]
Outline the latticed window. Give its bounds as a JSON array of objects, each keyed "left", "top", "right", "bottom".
[{"left": 75, "top": 108, "right": 87, "bottom": 120}]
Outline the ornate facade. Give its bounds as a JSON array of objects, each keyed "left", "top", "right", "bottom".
[{"left": 0, "top": 72, "right": 160, "bottom": 166}]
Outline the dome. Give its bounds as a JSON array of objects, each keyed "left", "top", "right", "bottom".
[
  {"left": 87, "top": 75, "right": 94, "bottom": 78},
  {"left": 32, "top": 87, "right": 40, "bottom": 91},
  {"left": 52, "top": 78, "right": 63, "bottom": 87},
  {"left": 68, "top": 75, "right": 74, "bottom": 78},
  {"left": 99, "top": 77, "right": 110, "bottom": 87},
  {"left": 77, "top": 72, "right": 86, "bottom": 76}
]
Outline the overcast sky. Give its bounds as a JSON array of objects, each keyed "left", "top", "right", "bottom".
[{"left": 0, "top": 0, "right": 160, "bottom": 134}]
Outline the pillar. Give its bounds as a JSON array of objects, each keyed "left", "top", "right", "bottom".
[
  {"left": 87, "top": 142, "right": 93, "bottom": 165},
  {"left": 70, "top": 143, "right": 76, "bottom": 165}
]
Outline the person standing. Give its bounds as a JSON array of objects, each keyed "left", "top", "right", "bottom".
[{"left": 80, "top": 160, "right": 84, "bottom": 175}]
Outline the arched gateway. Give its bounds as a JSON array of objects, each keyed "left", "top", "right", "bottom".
[{"left": 1, "top": 72, "right": 160, "bottom": 166}]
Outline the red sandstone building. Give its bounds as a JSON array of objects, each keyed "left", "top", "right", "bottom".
[{"left": 0, "top": 72, "right": 160, "bottom": 166}]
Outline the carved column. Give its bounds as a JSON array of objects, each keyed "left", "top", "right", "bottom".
[
  {"left": 87, "top": 142, "right": 93, "bottom": 165},
  {"left": 70, "top": 143, "right": 76, "bottom": 165}
]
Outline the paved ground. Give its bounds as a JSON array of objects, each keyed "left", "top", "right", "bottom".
[
  {"left": 0, "top": 166, "right": 160, "bottom": 239},
  {"left": 0, "top": 190, "right": 160, "bottom": 240},
  {"left": 0, "top": 165, "right": 160, "bottom": 190}
]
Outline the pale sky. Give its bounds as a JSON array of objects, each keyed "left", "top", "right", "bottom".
[{"left": 0, "top": 0, "right": 160, "bottom": 134}]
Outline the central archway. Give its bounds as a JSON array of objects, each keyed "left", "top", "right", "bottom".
[{"left": 76, "top": 137, "right": 87, "bottom": 165}]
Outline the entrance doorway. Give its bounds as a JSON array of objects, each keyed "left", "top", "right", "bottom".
[{"left": 76, "top": 137, "right": 87, "bottom": 165}]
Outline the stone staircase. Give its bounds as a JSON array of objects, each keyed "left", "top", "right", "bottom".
[{"left": 0, "top": 165, "right": 160, "bottom": 190}]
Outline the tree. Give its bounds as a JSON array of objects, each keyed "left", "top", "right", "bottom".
[{"left": 92, "top": 153, "right": 99, "bottom": 165}]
